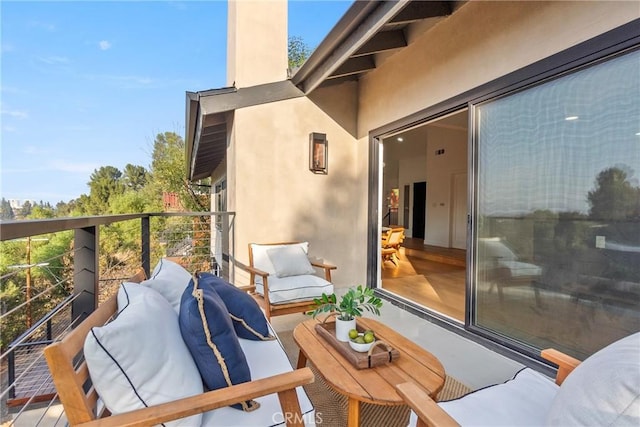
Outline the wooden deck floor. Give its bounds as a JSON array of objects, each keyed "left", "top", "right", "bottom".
[{"left": 381, "top": 239, "right": 466, "bottom": 322}]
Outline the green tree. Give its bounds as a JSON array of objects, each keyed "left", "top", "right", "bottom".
[
  {"left": 20, "top": 200, "right": 33, "bottom": 217},
  {"left": 71, "top": 194, "right": 93, "bottom": 216},
  {"left": 288, "top": 36, "right": 311, "bottom": 70},
  {"left": 0, "top": 198, "right": 15, "bottom": 220},
  {"left": 29, "top": 205, "right": 55, "bottom": 219},
  {"left": 87, "top": 166, "right": 125, "bottom": 213},
  {"left": 123, "top": 164, "right": 149, "bottom": 191},
  {"left": 151, "top": 132, "right": 210, "bottom": 212}
]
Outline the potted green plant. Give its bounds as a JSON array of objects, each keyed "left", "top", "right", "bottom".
[{"left": 310, "top": 285, "right": 383, "bottom": 342}]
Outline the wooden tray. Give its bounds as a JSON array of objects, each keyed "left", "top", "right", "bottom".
[{"left": 315, "top": 320, "right": 400, "bottom": 369}]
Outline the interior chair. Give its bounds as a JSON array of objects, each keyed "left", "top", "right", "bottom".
[
  {"left": 381, "top": 227, "right": 405, "bottom": 268},
  {"left": 396, "top": 332, "right": 640, "bottom": 427},
  {"left": 243, "top": 241, "right": 336, "bottom": 321}
]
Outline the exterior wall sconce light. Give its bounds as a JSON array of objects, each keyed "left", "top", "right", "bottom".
[{"left": 309, "top": 132, "right": 328, "bottom": 174}]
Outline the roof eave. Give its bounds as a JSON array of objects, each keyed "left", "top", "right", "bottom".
[{"left": 291, "top": 0, "right": 411, "bottom": 94}]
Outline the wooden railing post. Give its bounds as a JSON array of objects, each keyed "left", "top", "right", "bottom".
[
  {"left": 141, "top": 216, "right": 151, "bottom": 278},
  {"left": 73, "top": 226, "right": 98, "bottom": 321}
]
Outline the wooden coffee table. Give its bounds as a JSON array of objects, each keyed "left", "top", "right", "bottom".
[{"left": 293, "top": 317, "right": 446, "bottom": 427}]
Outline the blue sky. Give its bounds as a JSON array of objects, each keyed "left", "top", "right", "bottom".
[{"left": 1, "top": 0, "right": 352, "bottom": 205}]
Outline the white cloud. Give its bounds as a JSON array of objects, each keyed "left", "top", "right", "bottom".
[
  {"left": 49, "top": 160, "right": 99, "bottom": 174},
  {"left": 24, "top": 146, "right": 50, "bottom": 155},
  {"left": 28, "top": 20, "right": 56, "bottom": 32},
  {"left": 1, "top": 109, "right": 28, "bottom": 119},
  {"left": 99, "top": 40, "right": 112, "bottom": 51},
  {"left": 82, "top": 73, "right": 156, "bottom": 88},
  {"left": 36, "top": 55, "right": 69, "bottom": 65}
]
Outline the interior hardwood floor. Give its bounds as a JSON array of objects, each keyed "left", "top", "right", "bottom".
[{"left": 381, "top": 239, "right": 466, "bottom": 322}]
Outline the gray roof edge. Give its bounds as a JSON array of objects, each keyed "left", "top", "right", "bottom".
[
  {"left": 291, "top": 1, "right": 381, "bottom": 86},
  {"left": 185, "top": 93, "right": 201, "bottom": 180},
  {"left": 199, "top": 80, "right": 304, "bottom": 115}
]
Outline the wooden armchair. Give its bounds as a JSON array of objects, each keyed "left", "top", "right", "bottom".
[
  {"left": 395, "top": 348, "right": 583, "bottom": 427},
  {"left": 240, "top": 242, "right": 336, "bottom": 321},
  {"left": 44, "top": 267, "right": 314, "bottom": 427},
  {"left": 381, "top": 227, "right": 405, "bottom": 268}
]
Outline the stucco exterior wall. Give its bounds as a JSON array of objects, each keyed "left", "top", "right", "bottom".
[
  {"left": 227, "top": 0, "right": 288, "bottom": 88},
  {"left": 357, "top": 1, "right": 640, "bottom": 136},
  {"left": 228, "top": 96, "right": 362, "bottom": 288}
]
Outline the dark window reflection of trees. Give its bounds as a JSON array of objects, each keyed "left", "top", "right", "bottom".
[
  {"left": 538, "top": 165, "right": 639, "bottom": 292},
  {"left": 486, "top": 164, "right": 639, "bottom": 295}
]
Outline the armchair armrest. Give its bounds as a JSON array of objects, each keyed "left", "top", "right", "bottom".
[
  {"left": 395, "top": 382, "right": 460, "bottom": 427},
  {"left": 236, "top": 262, "right": 270, "bottom": 279},
  {"left": 310, "top": 261, "right": 336, "bottom": 270},
  {"left": 78, "top": 368, "right": 315, "bottom": 427},
  {"left": 541, "top": 348, "right": 581, "bottom": 385},
  {"left": 236, "top": 284, "right": 256, "bottom": 292},
  {"left": 310, "top": 261, "right": 336, "bottom": 282}
]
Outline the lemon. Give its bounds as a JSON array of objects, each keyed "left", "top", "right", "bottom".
[
  {"left": 363, "top": 332, "right": 375, "bottom": 343},
  {"left": 348, "top": 329, "right": 359, "bottom": 339}
]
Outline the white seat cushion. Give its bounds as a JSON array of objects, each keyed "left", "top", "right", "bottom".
[
  {"left": 201, "top": 323, "right": 316, "bottom": 426},
  {"left": 256, "top": 275, "right": 333, "bottom": 304},
  {"left": 409, "top": 368, "right": 558, "bottom": 426}
]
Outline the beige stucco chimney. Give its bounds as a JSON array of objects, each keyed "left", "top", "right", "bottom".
[{"left": 227, "top": 0, "right": 288, "bottom": 88}]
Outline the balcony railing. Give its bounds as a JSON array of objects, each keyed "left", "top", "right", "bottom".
[{"left": 0, "top": 212, "right": 234, "bottom": 426}]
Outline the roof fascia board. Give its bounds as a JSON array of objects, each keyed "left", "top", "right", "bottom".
[
  {"left": 291, "top": 1, "right": 379, "bottom": 85},
  {"left": 199, "top": 80, "right": 304, "bottom": 115},
  {"left": 185, "top": 92, "right": 200, "bottom": 180},
  {"left": 189, "top": 106, "right": 204, "bottom": 181},
  {"left": 295, "top": 0, "right": 410, "bottom": 94}
]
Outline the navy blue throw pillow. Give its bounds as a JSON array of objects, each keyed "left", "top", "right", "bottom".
[
  {"left": 198, "top": 272, "right": 273, "bottom": 341},
  {"left": 178, "top": 277, "right": 259, "bottom": 411}
]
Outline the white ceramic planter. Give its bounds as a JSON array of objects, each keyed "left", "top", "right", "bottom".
[{"left": 335, "top": 317, "right": 356, "bottom": 342}]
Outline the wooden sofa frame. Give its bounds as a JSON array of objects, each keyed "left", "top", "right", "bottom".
[
  {"left": 241, "top": 242, "right": 337, "bottom": 321},
  {"left": 44, "top": 268, "right": 314, "bottom": 427},
  {"left": 395, "top": 348, "right": 582, "bottom": 427}
]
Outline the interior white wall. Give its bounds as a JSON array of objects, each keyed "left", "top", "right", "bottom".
[
  {"left": 383, "top": 119, "right": 467, "bottom": 246},
  {"left": 425, "top": 126, "right": 467, "bottom": 247}
]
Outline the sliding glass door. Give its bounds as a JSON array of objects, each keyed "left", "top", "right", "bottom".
[{"left": 473, "top": 49, "right": 640, "bottom": 359}]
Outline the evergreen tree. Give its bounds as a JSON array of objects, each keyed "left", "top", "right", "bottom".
[
  {"left": 0, "top": 198, "right": 14, "bottom": 220},
  {"left": 288, "top": 36, "right": 311, "bottom": 70}
]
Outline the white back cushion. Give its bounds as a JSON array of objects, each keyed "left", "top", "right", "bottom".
[
  {"left": 141, "top": 258, "right": 193, "bottom": 312},
  {"left": 250, "top": 242, "right": 309, "bottom": 281},
  {"left": 546, "top": 332, "right": 640, "bottom": 426},
  {"left": 267, "top": 245, "right": 315, "bottom": 278},
  {"left": 84, "top": 283, "right": 203, "bottom": 426}
]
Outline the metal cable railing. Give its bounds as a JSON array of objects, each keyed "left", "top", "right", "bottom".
[{"left": 0, "top": 212, "right": 233, "bottom": 426}]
